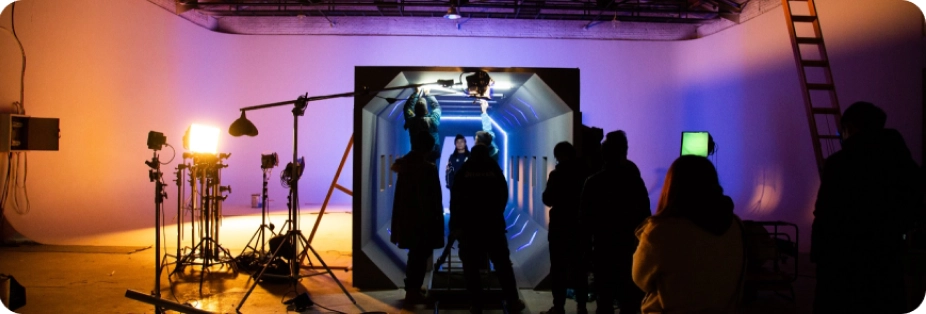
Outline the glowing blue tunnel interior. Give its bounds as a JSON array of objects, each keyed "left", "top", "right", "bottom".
[{"left": 354, "top": 67, "right": 580, "bottom": 289}]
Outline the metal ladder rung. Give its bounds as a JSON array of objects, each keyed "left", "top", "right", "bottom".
[
  {"left": 811, "top": 107, "right": 840, "bottom": 115},
  {"left": 806, "top": 83, "right": 834, "bottom": 90},
  {"left": 791, "top": 15, "right": 818, "bottom": 22},
  {"left": 796, "top": 37, "right": 823, "bottom": 44},
  {"left": 801, "top": 60, "right": 829, "bottom": 67}
]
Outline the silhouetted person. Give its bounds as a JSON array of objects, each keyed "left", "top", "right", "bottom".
[
  {"left": 541, "top": 141, "right": 590, "bottom": 314},
  {"left": 446, "top": 134, "right": 470, "bottom": 189},
  {"left": 390, "top": 132, "right": 444, "bottom": 307},
  {"left": 580, "top": 125, "right": 605, "bottom": 173},
  {"left": 811, "top": 101, "right": 922, "bottom": 313},
  {"left": 475, "top": 99, "right": 500, "bottom": 165},
  {"left": 581, "top": 130, "right": 650, "bottom": 314},
  {"left": 450, "top": 144, "right": 525, "bottom": 313},
  {"left": 404, "top": 86, "right": 442, "bottom": 162},
  {"left": 633, "top": 155, "right": 743, "bottom": 313}
]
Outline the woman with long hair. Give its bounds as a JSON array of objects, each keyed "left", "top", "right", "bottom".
[{"left": 632, "top": 155, "right": 744, "bottom": 313}]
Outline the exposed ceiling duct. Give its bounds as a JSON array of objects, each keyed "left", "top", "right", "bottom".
[{"left": 147, "top": 0, "right": 783, "bottom": 40}]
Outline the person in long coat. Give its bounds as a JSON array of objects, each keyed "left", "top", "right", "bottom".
[{"left": 391, "top": 132, "right": 445, "bottom": 305}]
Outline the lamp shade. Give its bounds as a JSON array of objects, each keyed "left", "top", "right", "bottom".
[
  {"left": 229, "top": 111, "right": 259, "bottom": 137},
  {"left": 444, "top": 6, "right": 461, "bottom": 19}
]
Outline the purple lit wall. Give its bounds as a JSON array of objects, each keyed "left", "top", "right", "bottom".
[{"left": 0, "top": 0, "right": 921, "bottom": 252}]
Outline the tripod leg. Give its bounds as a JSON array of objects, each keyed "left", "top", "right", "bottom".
[
  {"left": 300, "top": 236, "right": 356, "bottom": 304},
  {"left": 236, "top": 231, "right": 296, "bottom": 313}
]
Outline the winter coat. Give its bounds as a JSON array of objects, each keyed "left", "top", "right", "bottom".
[
  {"left": 812, "top": 128, "right": 922, "bottom": 264},
  {"left": 543, "top": 159, "right": 589, "bottom": 242},
  {"left": 449, "top": 152, "right": 508, "bottom": 239},
  {"left": 390, "top": 150, "right": 445, "bottom": 249},
  {"left": 580, "top": 159, "right": 651, "bottom": 253},
  {"left": 633, "top": 213, "right": 744, "bottom": 314}
]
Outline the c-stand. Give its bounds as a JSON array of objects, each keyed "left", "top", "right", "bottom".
[
  {"left": 236, "top": 96, "right": 356, "bottom": 313},
  {"left": 231, "top": 81, "right": 455, "bottom": 312}
]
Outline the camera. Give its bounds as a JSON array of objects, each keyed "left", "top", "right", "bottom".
[{"left": 261, "top": 152, "right": 279, "bottom": 169}]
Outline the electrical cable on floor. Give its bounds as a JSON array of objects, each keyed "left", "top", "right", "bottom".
[
  {"left": 312, "top": 302, "right": 347, "bottom": 314},
  {"left": 280, "top": 290, "right": 297, "bottom": 305}
]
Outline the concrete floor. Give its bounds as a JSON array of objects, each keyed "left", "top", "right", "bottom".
[
  {"left": 0, "top": 210, "right": 829, "bottom": 313},
  {"left": 0, "top": 244, "right": 821, "bottom": 314}
]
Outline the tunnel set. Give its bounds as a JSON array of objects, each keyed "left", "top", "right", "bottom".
[{"left": 352, "top": 67, "right": 581, "bottom": 289}]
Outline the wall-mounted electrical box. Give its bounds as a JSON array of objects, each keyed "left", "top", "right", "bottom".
[{"left": 0, "top": 114, "right": 59, "bottom": 152}]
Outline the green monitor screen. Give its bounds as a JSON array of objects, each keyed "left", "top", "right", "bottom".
[{"left": 681, "top": 132, "right": 710, "bottom": 157}]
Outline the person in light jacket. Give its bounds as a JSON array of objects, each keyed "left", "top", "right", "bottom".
[{"left": 633, "top": 155, "right": 744, "bottom": 314}]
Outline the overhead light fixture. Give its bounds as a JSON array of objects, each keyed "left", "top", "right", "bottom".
[
  {"left": 444, "top": 0, "right": 462, "bottom": 19},
  {"left": 184, "top": 124, "right": 220, "bottom": 154},
  {"left": 229, "top": 111, "right": 259, "bottom": 137}
]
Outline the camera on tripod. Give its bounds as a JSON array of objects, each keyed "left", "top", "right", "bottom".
[{"left": 261, "top": 152, "right": 278, "bottom": 169}]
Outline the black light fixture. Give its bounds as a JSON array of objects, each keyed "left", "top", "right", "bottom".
[
  {"left": 444, "top": 0, "right": 461, "bottom": 19},
  {"left": 228, "top": 111, "right": 259, "bottom": 137},
  {"left": 147, "top": 131, "right": 167, "bottom": 151},
  {"left": 466, "top": 70, "right": 494, "bottom": 99}
]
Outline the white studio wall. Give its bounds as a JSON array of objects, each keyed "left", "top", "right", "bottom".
[{"left": 0, "top": 0, "right": 920, "bottom": 255}]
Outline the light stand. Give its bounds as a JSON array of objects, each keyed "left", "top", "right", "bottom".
[
  {"left": 237, "top": 155, "right": 278, "bottom": 267},
  {"left": 175, "top": 153, "right": 237, "bottom": 294},
  {"left": 159, "top": 155, "right": 188, "bottom": 281},
  {"left": 230, "top": 81, "right": 457, "bottom": 312},
  {"left": 143, "top": 131, "right": 169, "bottom": 314},
  {"left": 235, "top": 94, "right": 358, "bottom": 313}
]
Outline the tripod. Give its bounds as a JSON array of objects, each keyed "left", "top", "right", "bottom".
[
  {"left": 237, "top": 164, "right": 278, "bottom": 267},
  {"left": 236, "top": 95, "right": 356, "bottom": 313}
]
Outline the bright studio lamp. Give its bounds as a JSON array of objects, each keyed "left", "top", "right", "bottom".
[
  {"left": 185, "top": 124, "right": 221, "bottom": 154},
  {"left": 229, "top": 111, "right": 259, "bottom": 137}
]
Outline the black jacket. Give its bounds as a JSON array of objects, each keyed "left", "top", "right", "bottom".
[
  {"left": 446, "top": 150, "right": 469, "bottom": 189},
  {"left": 390, "top": 150, "right": 445, "bottom": 249},
  {"left": 449, "top": 153, "right": 509, "bottom": 238},
  {"left": 581, "top": 159, "right": 651, "bottom": 253},
  {"left": 812, "top": 128, "right": 922, "bottom": 263},
  {"left": 543, "top": 159, "right": 589, "bottom": 241}
]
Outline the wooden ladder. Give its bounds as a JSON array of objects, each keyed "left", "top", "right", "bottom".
[
  {"left": 307, "top": 134, "right": 354, "bottom": 245},
  {"left": 782, "top": 0, "right": 842, "bottom": 174}
]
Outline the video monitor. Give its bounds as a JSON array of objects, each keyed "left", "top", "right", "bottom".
[{"left": 680, "top": 131, "right": 710, "bottom": 157}]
